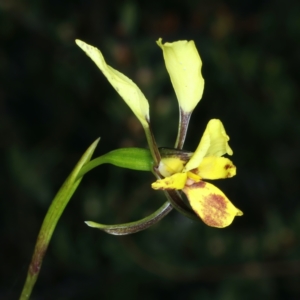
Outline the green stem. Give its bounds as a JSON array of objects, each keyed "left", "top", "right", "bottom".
[
  {"left": 19, "top": 138, "right": 99, "bottom": 300},
  {"left": 156, "top": 108, "right": 197, "bottom": 218},
  {"left": 143, "top": 122, "right": 161, "bottom": 168},
  {"left": 175, "top": 108, "right": 192, "bottom": 149},
  {"left": 163, "top": 190, "right": 199, "bottom": 221}
]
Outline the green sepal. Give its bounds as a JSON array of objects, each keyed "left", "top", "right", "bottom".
[
  {"left": 85, "top": 190, "right": 199, "bottom": 236},
  {"left": 78, "top": 148, "right": 153, "bottom": 179},
  {"left": 85, "top": 200, "right": 172, "bottom": 235}
]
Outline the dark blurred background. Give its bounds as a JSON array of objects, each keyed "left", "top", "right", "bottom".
[{"left": 1, "top": 0, "right": 300, "bottom": 299}]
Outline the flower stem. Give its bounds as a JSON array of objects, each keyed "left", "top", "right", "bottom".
[
  {"left": 143, "top": 122, "right": 161, "bottom": 168},
  {"left": 19, "top": 139, "right": 99, "bottom": 300},
  {"left": 175, "top": 108, "right": 192, "bottom": 149}
]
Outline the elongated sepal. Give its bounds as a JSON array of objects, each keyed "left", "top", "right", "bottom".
[
  {"left": 76, "top": 39, "right": 150, "bottom": 128},
  {"left": 85, "top": 201, "right": 173, "bottom": 235},
  {"left": 157, "top": 38, "right": 205, "bottom": 113}
]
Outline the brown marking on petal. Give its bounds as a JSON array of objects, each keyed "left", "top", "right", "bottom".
[
  {"left": 189, "top": 181, "right": 206, "bottom": 189},
  {"left": 154, "top": 182, "right": 174, "bottom": 190},
  {"left": 201, "top": 193, "right": 227, "bottom": 227},
  {"left": 224, "top": 164, "right": 232, "bottom": 170},
  {"left": 190, "top": 168, "right": 199, "bottom": 174}
]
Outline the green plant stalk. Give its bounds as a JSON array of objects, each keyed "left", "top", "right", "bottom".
[
  {"left": 175, "top": 108, "right": 192, "bottom": 149},
  {"left": 19, "top": 138, "right": 100, "bottom": 300},
  {"left": 144, "top": 122, "right": 161, "bottom": 168}
]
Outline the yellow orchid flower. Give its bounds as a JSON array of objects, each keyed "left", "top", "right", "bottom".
[
  {"left": 75, "top": 38, "right": 242, "bottom": 227},
  {"left": 152, "top": 119, "right": 243, "bottom": 228}
]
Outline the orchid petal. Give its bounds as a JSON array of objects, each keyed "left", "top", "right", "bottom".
[
  {"left": 76, "top": 40, "right": 150, "bottom": 128},
  {"left": 183, "top": 181, "right": 242, "bottom": 228},
  {"left": 195, "top": 156, "right": 236, "bottom": 180},
  {"left": 184, "top": 119, "right": 233, "bottom": 172},
  {"left": 157, "top": 38, "right": 204, "bottom": 113}
]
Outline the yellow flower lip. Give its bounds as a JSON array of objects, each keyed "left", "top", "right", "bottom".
[{"left": 183, "top": 181, "right": 243, "bottom": 228}]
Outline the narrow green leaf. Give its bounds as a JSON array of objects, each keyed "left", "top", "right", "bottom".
[
  {"left": 85, "top": 200, "right": 172, "bottom": 235},
  {"left": 19, "top": 138, "right": 100, "bottom": 300},
  {"left": 78, "top": 147, "right": 153, "bottom": 178}
]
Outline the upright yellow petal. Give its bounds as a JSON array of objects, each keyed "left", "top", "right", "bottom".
[
  {"left": 183, "top": 181, "right": 243, "bottom": 228},
  {"left": 184, "top": 119, "right": 233, "bottom": 172},
  {"left": 76, "top": 40, "right": 150, "bottom": 128},
  {"left": 157, "top": 38, "right": 204, "bottom": 113},
  {"left": 196, "top": 156, "right": 236, "bottom": 180}
]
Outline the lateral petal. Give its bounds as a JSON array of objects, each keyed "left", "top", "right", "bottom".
[
  {"left": 183, "top": 181, "right": 243, "bottom": 228},
  {"left": 184, "top": 119, "right": 233, "bottom": 172},
  {"left": 195, "top": 156, "right": 236, "bottom": 180}
]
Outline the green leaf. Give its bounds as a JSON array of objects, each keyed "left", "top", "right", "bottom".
[
  {"left": 20, "top": 138, "right": 100, "bottom": 300},
  {"left": 78, "top": 147, "right": 153, "bottom": 178}
]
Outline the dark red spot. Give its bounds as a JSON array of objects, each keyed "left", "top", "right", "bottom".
[
  {"left": 190, "top": 168, "right": 199, "bottom": 174},
  {"left": 224, "top": 164, "right": 231, "bottom": 170},
  {"left": 29, "top": 246, "right": 47, "bottom": 275},
  {"left": 201, "top": 194, "right": 227, "bottom": 227}
]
